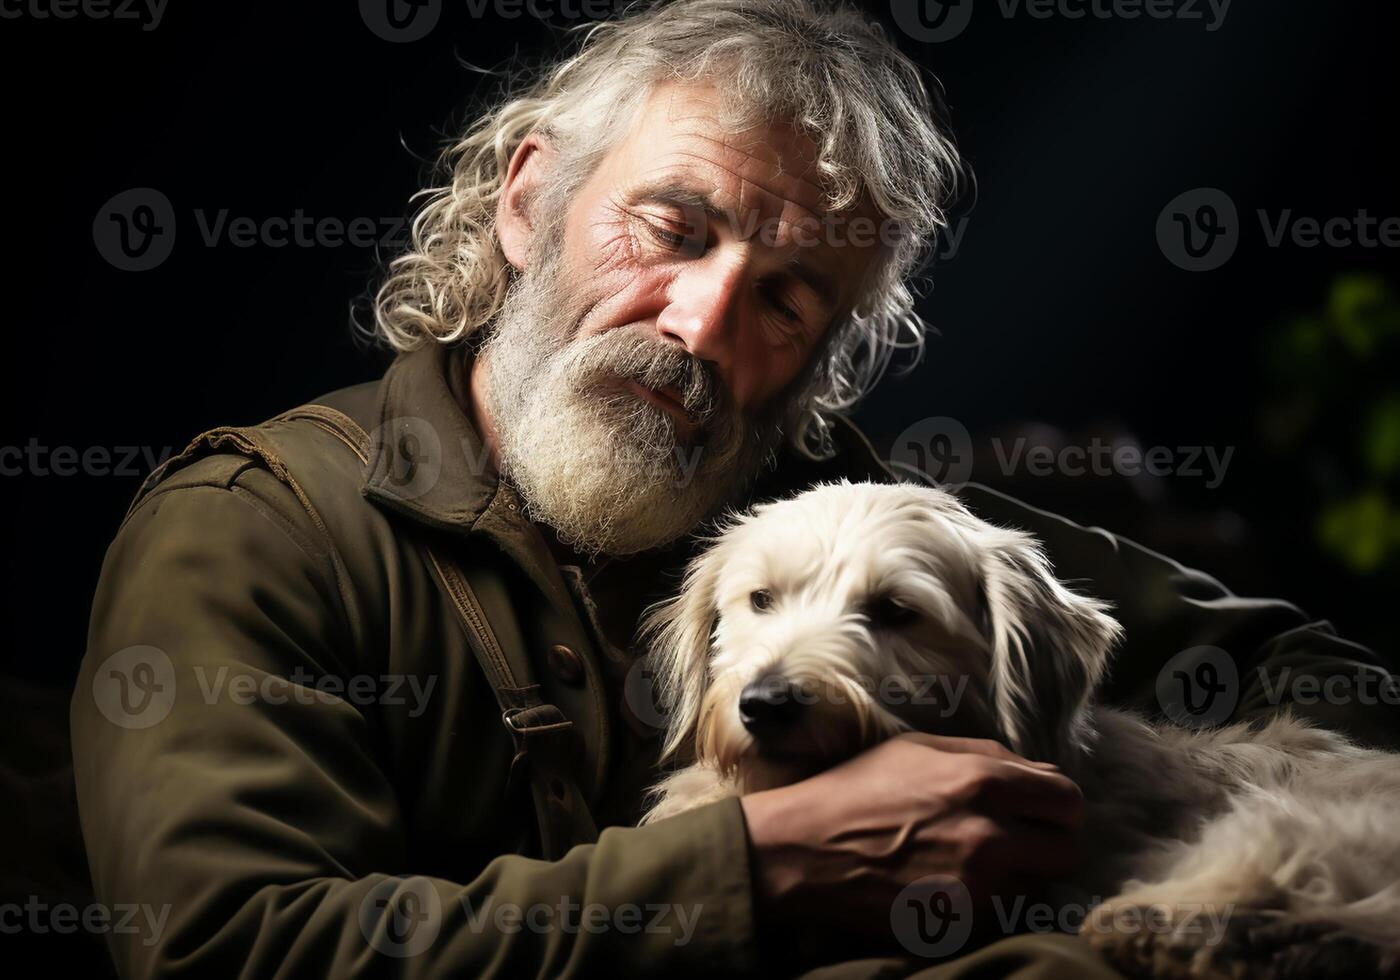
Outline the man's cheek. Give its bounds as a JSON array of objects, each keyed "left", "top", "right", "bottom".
[
  {"left": 732, "top": 343, "right": 804, "bottom": 413},
  {"left": 584, "top": 217, "right": 641, "bottom": 277},
  {"left": 728, "top": 373, "right": 765, "bottom": 416},
  {"left": 576, "top": 271, "right": 673, "bottom": 342}
]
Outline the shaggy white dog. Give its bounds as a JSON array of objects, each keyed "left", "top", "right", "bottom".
[{"left": 639, "top": 481, "right": 1400, "bottom": 978}]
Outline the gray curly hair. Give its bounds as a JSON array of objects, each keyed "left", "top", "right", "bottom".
[{"left": 367, "top": 0, "right": 963, "bottom": 457}]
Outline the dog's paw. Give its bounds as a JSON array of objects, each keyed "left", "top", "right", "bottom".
[
  {"left": 1080, "top": 899, "right": 1235, "bottom": 979},
  {"left": 1081, "top": 902, "right": 1395, "bottom": 980}
]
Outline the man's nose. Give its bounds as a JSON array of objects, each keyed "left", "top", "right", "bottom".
[
  {"left": 738, "top": 673, "right": 805, "bottom": 737},
  {"left": 654, "top": 253, "right": 747, "bottom": 368}
]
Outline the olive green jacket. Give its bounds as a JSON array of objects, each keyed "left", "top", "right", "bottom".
[{"left": 71, "top": 343, "right": 1399, "bottom": 979}]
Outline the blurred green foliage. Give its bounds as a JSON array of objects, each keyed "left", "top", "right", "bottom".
[{"left": 1261, "top": 275, "right": 1400, "bottom": 573}]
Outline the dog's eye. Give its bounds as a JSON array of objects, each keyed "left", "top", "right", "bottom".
[
  {"left": 861, "top": 596, "right": 918, "bottom": 630},
  {"left": 750, "top": 589, "right": 774, "bottom": 612}
]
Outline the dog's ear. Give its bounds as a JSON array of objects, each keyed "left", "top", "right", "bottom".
[
  {"left": 639, "top": 536, "right": 728, "bottom": 763},
  {"left": 975, "top": 527, "right": 1121, "bottom": 763}
]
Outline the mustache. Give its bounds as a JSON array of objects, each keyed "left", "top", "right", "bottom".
[{"left": 566, "top": 328, "right": 726, "bottom": 426}]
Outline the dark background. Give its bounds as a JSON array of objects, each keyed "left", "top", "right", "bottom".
[{"left": 1, "top": 0, "right": 1397, "bottom": 965}]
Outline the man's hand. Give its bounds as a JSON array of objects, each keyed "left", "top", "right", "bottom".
[{"left": 739, "top": 732, "right": 1084, "bottom": 955}]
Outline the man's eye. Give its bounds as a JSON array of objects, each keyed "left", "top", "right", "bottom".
[
  {"left": 750, "top": 589, "right": 774, "bottom": 612},
  {"left": 648, "top": 222, "right": 686, "bottom": 249},
  {"left": 761, "top": 286, "right": 804, "bottom": 324},
  {"left": 644, "top": 218, "right": 702, "bottom": 255},
  {"left": 861, "top": 596, "right": 918, "bottom": 630}
]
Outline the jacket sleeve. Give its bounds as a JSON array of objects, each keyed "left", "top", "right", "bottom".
[
  {"left": 958, "top": 482, "right": 1400, "bottom": 752},
  {"left": 71, "top": 459, "right": 759, "bottom": 980}
]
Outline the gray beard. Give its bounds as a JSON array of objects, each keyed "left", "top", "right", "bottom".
[{"left": 478, "top": 242, "right": 783, "bottom": 557}]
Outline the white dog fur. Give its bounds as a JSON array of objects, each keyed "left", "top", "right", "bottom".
[{"left": 639, "top": 481, "right": 1400, "bottom": 978}]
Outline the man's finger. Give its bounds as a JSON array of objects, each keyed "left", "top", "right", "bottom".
[{"left": 976, "top": 760, "right": 1085, "bottom": 831}]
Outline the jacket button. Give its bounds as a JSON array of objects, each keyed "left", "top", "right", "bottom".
[{"left": 546, "top": 644, "right": 585, "bottom": 687}]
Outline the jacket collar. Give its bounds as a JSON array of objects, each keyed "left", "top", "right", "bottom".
[
  {"left": 363, "top": 342, "right": 503, "bottom": 534},
  {"left": 362, "top": 342, "right": 589, "bottom": 617}
]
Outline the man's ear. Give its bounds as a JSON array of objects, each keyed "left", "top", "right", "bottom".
[
  {"left": 496, "top": 133, "right": 557, "bottom": 272},
  {"left": 638, "top": 536, "right": 728, "bottom": 764}
]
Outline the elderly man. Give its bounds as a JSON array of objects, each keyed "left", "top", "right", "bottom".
[{"left": 71, "top": 1, "right": 1397, "bottom": 978}]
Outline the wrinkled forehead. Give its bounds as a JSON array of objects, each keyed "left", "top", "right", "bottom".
[{"left": 609, "top": 81, "right": 880, "bottom": 234}]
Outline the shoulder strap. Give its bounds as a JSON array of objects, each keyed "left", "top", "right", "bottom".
[{"left": 284, "top": 405, "right": 599, "bottom": 860}]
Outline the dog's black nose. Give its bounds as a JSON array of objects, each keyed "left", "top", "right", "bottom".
[{"left": 739, "top": 675, "right": 805, "bottom": 736}]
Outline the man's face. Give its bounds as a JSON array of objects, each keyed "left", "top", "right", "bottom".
[
  {"left": 557, "top": 82, "right": 884, "bottom": 419},
  {"left": 481, "top": 82, "right": 886, "bottom": 556}
]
